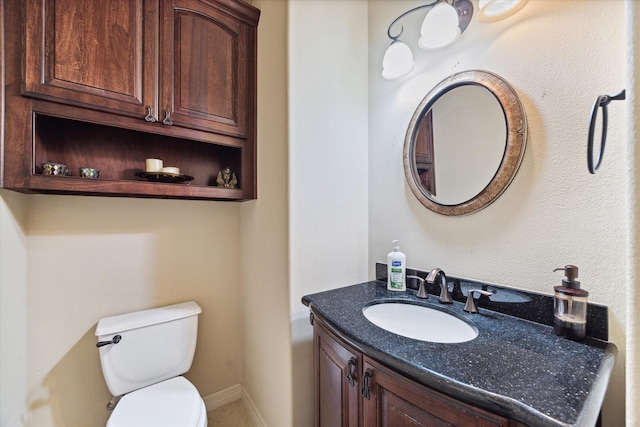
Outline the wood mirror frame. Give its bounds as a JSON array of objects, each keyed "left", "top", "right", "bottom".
[{"left": 403, "top": 70, "right": 527, "bottom": 216}]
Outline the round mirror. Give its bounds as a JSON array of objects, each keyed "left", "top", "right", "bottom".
[{"left": 403, "top": 70, "right": 527, "bottom": 215}]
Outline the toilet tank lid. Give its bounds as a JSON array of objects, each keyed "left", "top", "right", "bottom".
[{"left": 95, "top": 301, "right": 202, "bottom": 336}]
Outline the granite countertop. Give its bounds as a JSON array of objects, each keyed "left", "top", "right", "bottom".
[{"left": 302, "top": 280, "right": 617, "bottom": 427}]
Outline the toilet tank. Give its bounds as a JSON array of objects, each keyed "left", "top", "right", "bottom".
[{"left": 95, "top": 301, "right": 202, "bottom": 396}]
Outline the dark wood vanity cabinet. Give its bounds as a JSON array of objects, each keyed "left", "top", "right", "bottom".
[
  {"left": 3, "top": 0, "right": 259, "bottom": 200},
  {"left": 314, "top": 317, "right": 361, "bottom": 427},
  {"left": 313, "top": 318, "right": 526, "bottom": 427},
  {"left": 362, "top": 359, "right": 516, "bottom": 427}
]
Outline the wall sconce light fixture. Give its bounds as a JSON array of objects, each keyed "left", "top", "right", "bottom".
[
  {"left": 478, "top": 0, "right": 529, "bottom": 22},
  {"left": 382, "top": 0, "right": 528, "bottom": 80}
]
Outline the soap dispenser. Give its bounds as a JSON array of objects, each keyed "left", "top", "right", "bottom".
[
  {"left": 553, "top": 265, "right": 588, "bottom": 341},
  {"left": 387, "top": 240, "right": 406, "bottom": 291}
]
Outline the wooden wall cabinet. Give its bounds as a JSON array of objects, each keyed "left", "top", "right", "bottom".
[
  {"left": 313, "top": 318, "right": 527, "bottom": 427},
  {"left": 2, "top": 0, "right": 259, "bottom": 200},
  {"left": 23, "top": 0, "right": 155, "bottom": 121},
  {"left": 160, "top": 0, "right": 251, "bottom": 137}
]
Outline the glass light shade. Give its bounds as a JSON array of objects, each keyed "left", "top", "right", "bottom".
[
  {"left": 418, "top": 2, "right": 461, "bottom": 50},
  {"left": 478, "top": 0, "right": 528, "bottom": 23},
  {"left": 382, "top": 41, "right": 414, "bottom": 80}
]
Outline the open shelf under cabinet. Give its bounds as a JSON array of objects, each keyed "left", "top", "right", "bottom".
[{"left": 29, "top": 114, "right": 248, "bottom": 201}]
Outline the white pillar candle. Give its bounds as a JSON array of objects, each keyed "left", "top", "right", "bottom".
[{"left": 146, "top": 158, "right": 163, "bottom": 172}]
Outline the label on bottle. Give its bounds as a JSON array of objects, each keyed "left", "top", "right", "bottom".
[{"left": 390, "top": 267, "right": 404, "bottom": 289}]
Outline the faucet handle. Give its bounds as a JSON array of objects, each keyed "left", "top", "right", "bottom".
[
  {"left": 463, "top": 289, "right": 493, "bottom": 313},
  {"left": 407, "top": 275, "right": 428, "bottom": 299},
  {"left": 439, "top": 281, "right": 453, "bottom": 304}
]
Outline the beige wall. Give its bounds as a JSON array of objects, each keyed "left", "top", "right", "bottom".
[
  {"left": 240, "top": 1, "right": 292, "bottom": 426},
  {"left": 0, "top": 190, "right": 28, "bottom": 427},
  {"left": 368, "top": 1, "right": 627, "bottom": 425},
  {"left": 288, "top": 0, "right": 370, "bottom": 312},
  {"left": 8, "top": 194, "right": 243, "bottom": 427},
  {"left": 287, "top": 1, "right": 370, "bottom": 425},
  {"left": 627, "top": 1, "right": 639, "bottom": 425}
]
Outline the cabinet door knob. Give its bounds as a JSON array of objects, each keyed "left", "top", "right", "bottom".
[
  {"left": 346, "top": 357, "right": 357, "bottom": 386},
  {"left": 163, "top": 109, "right": 173, "bottom": 126},
  {"left": 144, "top": 106, "right": 157, "bottom": 122}
]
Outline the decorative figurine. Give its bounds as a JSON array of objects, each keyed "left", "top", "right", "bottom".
[{"left": 216, "top": 167, "right": 238, "bottom": 188}]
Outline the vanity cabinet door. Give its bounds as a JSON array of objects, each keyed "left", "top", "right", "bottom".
[
  {"left": 24, "top": 0, "right": 157, "bottom": 120},
  {"left": 158, "top": 0, "right": 255, "bottom": 137},
  {"left": 362, "top": 357, "right": 511, "bottom": 427},
  {"left": 314, "top": 320, "right": 361, "bottom": 427}
]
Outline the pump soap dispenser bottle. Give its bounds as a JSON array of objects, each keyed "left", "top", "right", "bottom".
[
  {"left": 387, "top": 240, "right": 406, "bottom": 291},
  {"left": 553, "top": 265, "right": 588, "bottom": 341}
]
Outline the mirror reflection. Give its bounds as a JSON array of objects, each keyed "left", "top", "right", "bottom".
[
  {"left": 414, "top": 85, "right": 506, "bottom": 205},
  {"left": 403, "top": 70, "right": 527, "bottom": 216}
]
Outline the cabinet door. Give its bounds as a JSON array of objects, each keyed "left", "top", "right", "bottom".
[
  {"left": 362, "top": 358, "right": 510, "bottom": 427},
  {"left": 314, "top": 321, "right": 361, "bottom": 427},
  {"left": 24, "top": 0, "right": 158, "bottom": 120},
  {"left": 159, "top": 0, "right": 254, "bottom": 137}
]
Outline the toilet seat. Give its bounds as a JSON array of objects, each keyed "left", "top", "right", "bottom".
[{"left": 107, "top": 376, "right": 207, "bottom": 427}]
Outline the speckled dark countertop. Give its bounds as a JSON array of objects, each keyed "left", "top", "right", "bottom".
[{"left": 302, "top": 281, "right": 617, "bottom": 427}]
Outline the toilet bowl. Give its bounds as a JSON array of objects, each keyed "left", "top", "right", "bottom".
[{"left": 95, "top": 301, "right": 207, "bottom": 427}]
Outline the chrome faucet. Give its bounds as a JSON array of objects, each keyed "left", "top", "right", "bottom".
[{"left": 426, "top": 268, "right": 453, "bottom": 304}]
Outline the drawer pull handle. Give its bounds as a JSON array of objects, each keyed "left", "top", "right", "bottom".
[
  {"left": 163, "top": 109, "right": 173, "bottom": 126},
  {"left": 144, "top": 106, "right": 156, "bottom": 122},
  {"left": 346, "top": 358, "right": 356, "bottom": 386},
  {"left": 361, "top": 369, "right": 372, "bottom": 400}
]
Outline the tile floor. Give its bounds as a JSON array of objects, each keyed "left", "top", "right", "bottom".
[{"left": 207, "top": 400, "right": 254, "bottom": 426}]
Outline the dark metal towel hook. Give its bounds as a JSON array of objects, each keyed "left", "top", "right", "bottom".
[{"left": 587, "top": 89, "right": 626, "bottom": 174}]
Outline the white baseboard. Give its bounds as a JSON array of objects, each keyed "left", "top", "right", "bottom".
[
  {"left": 202, "top": 384, "right": 241, "bottom": 412},
  {"left": 241, "top": 385, "right": 268, "bottom": 427},
  {"left": 202, "top": 383, "right": 267, "bottom": 427}
]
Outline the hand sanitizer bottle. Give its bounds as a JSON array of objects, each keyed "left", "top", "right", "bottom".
[{"left": 387, "top": 240, "right": 406, "bottom": 291}]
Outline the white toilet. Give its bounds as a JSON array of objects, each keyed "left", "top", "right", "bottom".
[{"left": 95, "top": 301, "right": 207, "bottom": 427}]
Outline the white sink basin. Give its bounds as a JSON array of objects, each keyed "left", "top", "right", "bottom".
[{"left": 362, "top": 302, "right": 478, "bottom": 343}]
